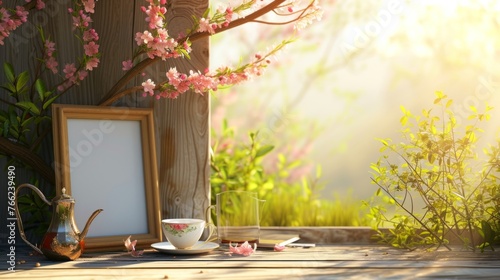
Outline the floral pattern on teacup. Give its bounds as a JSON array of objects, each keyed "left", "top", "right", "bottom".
[{"left": 164, "top": 223, "right": 197, "bottom": 237}]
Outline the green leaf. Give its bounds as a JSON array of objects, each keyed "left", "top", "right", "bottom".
[
  {"left": 481, "top": 220, "right": 494, "bottom": 241},
  {"left": 16, "top": 71, "right": 30, "bottom": 92},
  {"left": 34, "top": 115, "right": 51, "bottom": 125},
  {"left": 370, "top": 165, "right": 380, "bottom": 174},
  {"left": 434, "top": 91, "right": 446, "bottom": 102},
  {"left": 16, "top": 101, "right": 40, "bottom": 115},
  {"left": 3, "top": 62, "right": 15, "bottom": 83},
  {"left": 2, "top": 120, "right": 9, "bottom": 137},
  {"left": 315, "top": 165, "right": 322, "bottom": 178},
  {"left": 21, "top": 116, "right": 34, "bottom": 127},
  {"left": 376, "top": 138, "right": 390, "bottom": 146},
  {"left": 35, "top": 79, "right": 46, "bottom": 101},
  {"left": 400, "top": 115, "right": 408, "bottom": 126},
  {"left": 178, "top": 48, "right": 191, "bottom": 59},
  {"left": 42, "top": 94, "right": 59, "bottom": 110},
  {"left": 255, "top": 145, "right": 274, "bottom": 158},
  {"left": 1, "top": 83, "right": 17, "bottom": 94},
  {"left": 9, "top": 106, "right": 18, "bottom": 126}
]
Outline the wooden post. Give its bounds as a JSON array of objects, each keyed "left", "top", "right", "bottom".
[{"left": 152, "top": 0, "right": 211, "bottom": 220}]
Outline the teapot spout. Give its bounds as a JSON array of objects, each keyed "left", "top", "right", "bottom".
[{"left": 80, "top": 209, "right": 103, "bottom": 240}]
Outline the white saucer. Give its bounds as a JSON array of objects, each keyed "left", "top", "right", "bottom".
[{"left": 151, "top": 241, "right": 219, "bottom": 255}]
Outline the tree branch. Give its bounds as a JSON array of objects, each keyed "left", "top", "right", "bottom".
[
  {"left": 0, "top": 137, "right": 55, "bottom": 185},
  {"left": 98, "top": 0, "right": 287, "bottom": 106}
]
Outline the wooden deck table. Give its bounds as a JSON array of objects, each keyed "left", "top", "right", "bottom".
[{"left": 4, "top": 243, "right": 500, "bottom": 279}]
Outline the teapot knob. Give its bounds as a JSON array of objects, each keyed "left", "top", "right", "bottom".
[{"left": 59, "top": 187, "right": 72, "bottom": 199}]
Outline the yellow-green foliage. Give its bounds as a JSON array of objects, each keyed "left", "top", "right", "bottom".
[
  {"left": 210, "top": 120, "right": 366, "bottom": 226},
  {"left": 367, "top": 92, "right": 500, "bottom": 251}
]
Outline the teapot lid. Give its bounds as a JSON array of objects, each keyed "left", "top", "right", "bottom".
[{"left": 52, "top": 187, "right": 74, "bottom": 203}]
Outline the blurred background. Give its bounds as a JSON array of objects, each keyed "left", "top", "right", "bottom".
[{"left": 209, "top": 0, "right": 500, "bottom": 205}]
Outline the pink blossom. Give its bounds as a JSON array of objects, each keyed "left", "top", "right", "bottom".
[
  {"left": 0, "top": 6, "right": 29, "bottom": 45},
  {"left": 122, "top": 60, "right": 133, "bottom": 71},
  {"left": 43, "top": 39, "right": 58, "bottom": 74},
  {"left": 30, "top": 0, "right": 45, "bottom": 10},
  {"left": 187, "top": 71, "right": 216, "bottom": 94},
  {"left": 83, "top": 41, "right": 99, "bottom": 56},
  {"left": 83, "top": 28, "right": 99, "bottom": 41},
  {"left": 135, "top": 31, "right": 154, "bottom": 45},
  {"left": 294, "top": 2, "right": 323, "bottom": 30},
  {"left": 124, "top": 236, "right": 144, "bottom": 257},
  {"left": 141, "top": 79, "right": 156, "bottom": 96},
  {"left": 44, "top": 40, "right": 56, "bottom": 56},
  {"left": 82, "top": 0, "right": 95, "bottom": 14},
  {"left": 16, "top": 6, "right": 29, "bottom": 22},
  {"left": 85, "top": 57, "right": 99, "bottom": 70},
  {"left": 57, "top": 81, "right": 72, "bottom": 92},
  {"left": 198, "top": 18, "right": 216, "bottom": 34},
  {"left": 63, "top": 63, "right": 77, "bottom": 80},
  {"left": 46, "top": 57, "right": 58, "bottom": 74},
  {"left": 72, "top": 10, "right": 92, "bottom": 29},
  {"left": 228, "top": 241, "right": 256, "bottom": 256},
  {"left": 158, "top": 89, "right": 180, "bottom": 99},
  {"left": 143, "top": 4, "right": 166, "bottom": 29},
  {"left": 77, "top": 69, "right": 88, "bottom": 80},
  {"left": 223, "top": 7, "right": 233, "bottom": 27}
]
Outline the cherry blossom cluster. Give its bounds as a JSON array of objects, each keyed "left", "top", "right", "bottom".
[
  {"left": 127, "top": 0, "right": 322, "bottom": 101},
  {"left": 134, "top": 0, "right": 192, "bottom": 61},
  {"left": 0, "top": 1, "right": 29, "bottom": 45},
  {"left": 2, "top": 0, "right": 322, "bottom": 104},
  {"left": 44, "top": 40, "right": 58, "bottom": 74},
  {"left": 26, "top": 0, "right": 45, "bottom": 10},
  {"left": 141, "top": 42, "right": 287, "bottom": 100},
  {"left": 58, "top": 0, "right": 100, "bottom": 92},
  {"left": 198, "top": 6, "right": 234, "bottom": 34},
  {"left": 196, "top": 1, "right": 254, "bottom": 35},
  {"left": 293, "top": 0, "right": 323, "bottom": 30}
]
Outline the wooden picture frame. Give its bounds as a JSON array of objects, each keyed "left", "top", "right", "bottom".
[{"left": 52, "top": 104, "right": 162, "bottom": 251}]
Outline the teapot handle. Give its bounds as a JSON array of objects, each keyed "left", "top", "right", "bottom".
[{"left": 14, "top": 183, "right": 52, "bottom": 255}]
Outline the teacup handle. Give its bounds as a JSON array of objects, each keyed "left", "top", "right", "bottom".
[
  {"left": 201, "top": 205, "right": 217, "bottom": 243},
  {"left": 205, "top": 205, "right": 215, "bottom": 224},
  {"left": 202, "top": 222, "right": 217, "bottom": 243}
]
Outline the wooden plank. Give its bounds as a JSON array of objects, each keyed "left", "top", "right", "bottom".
[
  {"left": 7, "top": 267, "right": 500, "bottom": 280},
  {"left": 8, "top": 245, "right": 500, "bottom": 279},
  {"left": 12, "top": 246, "right": 500, "bottom": 268}
]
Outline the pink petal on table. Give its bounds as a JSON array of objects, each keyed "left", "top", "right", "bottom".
[
  {"left": 274, "top": 244, "right": 286, "bottom": 252},
  {"left": 124, "top": 235, "right": 143, "bottom": 257},
  {"left": 229, "top": 241, "right": 256, "bottom": 256}
]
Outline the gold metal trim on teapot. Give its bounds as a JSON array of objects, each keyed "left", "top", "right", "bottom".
[{"left": 14, "top": 183, "right": 103, "bottom": 261}]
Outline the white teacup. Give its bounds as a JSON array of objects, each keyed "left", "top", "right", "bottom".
[{"left": 161, "top": 218, "right": 211, "bottom": 249}]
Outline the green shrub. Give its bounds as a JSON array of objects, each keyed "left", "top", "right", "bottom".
[
  {"left": 210, "top": 120, "right": 365, "bottom": 226},
  {"left": 367, "top": 92, "right": 500, "bottom": 251}
]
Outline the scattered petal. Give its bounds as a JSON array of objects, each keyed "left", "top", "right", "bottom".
[
  {"left": 124, "top": 235, "right": 144, "bottom": 257},
  {"left": 228, "top": 241, "right": 256, "bottom": 256},
  {"left": 274, "top": 244, "right": 286, "bottom": 252}
]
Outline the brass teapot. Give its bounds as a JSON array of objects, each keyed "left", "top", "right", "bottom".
[{"left": 14, "top": 183, "right": 103, "bottom": 261}]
